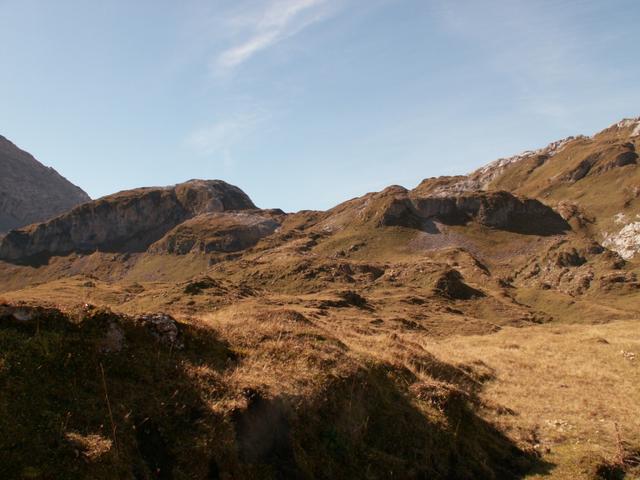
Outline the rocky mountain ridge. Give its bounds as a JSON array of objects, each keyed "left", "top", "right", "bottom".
[
  {"left": 0, "top": 180, "right": 570, "bottom": 263},
  {"left": 0, "top": 135, "right": 89, "bottom": 233},
  {"left": 416, "top": 117, "right": 640, "bottom": 260},
  {"left": 0, "top": 180, "right": 255, "bottom": 261},
  {"left": 3, "top": 116, "right": 639, "bottom": 262}
]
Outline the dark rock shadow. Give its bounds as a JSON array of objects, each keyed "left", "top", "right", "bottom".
[
  {"left": 318, "top": 290, "right": 374, "bottom": 312},
  {"left": 492, "top": 213, "right": 571, "bottom": 237},
  {"left": 419, "top": 218, "right": 442, "bottom": 234},
  {"left": 434, "top": 269, "right": 486, "bottom": 300},
  {"left": 381, "top": 195, "right": 570, "bottom": 237},
  {"left": 1, "top": 250, "right": 55, "bottom": 267}
]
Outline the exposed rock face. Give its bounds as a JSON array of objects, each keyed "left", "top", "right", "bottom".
[
  {"left": 413, "top": 116, "right": 640, "bottom": 258},
  {"left": 603, "top": 220, "right": 640, "bottom": 260},
  {"left": 135, "top": 313, "right": 183, "bottom": 348},
  {"left": 433, "top": 269, "right": 484, "bottom": 300},
  {"left": 324, "top": 186, "right": 569, "bottom": 235},
  {"left": 407, "top": 191, "right": 569, "bottom": 234},
  {"left": 149, "top": 210, "right": 282, "bottom": 255},
  {"left": 358, "top": 187, "right": 570, "bottom": 235},
  {"left": 415, "top": 137, "right": 579, "bottom": 196},
  {"left": 0, "top": 135, "right": 90, "bottom": 232},
  {"left": 603, "top": 117, "right": 640, "bottom": 138},
  {"left": 417, "top": 123, "right": 639, "bottom": 198},
  {"left": 0, "top": 180, "right": 255, "bottom": 261}
]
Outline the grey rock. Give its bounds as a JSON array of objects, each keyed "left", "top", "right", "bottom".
[
  {"left": 99, "top": 321, "right": 126, "bottom": 354},
  {"left": 0, "top": 135, "right": 89, "bottom": 233},
  {"left": 0, "top": 179, "right": 256, "bottom": 261},
  {"left": 135, "top": 313, "right": 183, "bottom": 348}
]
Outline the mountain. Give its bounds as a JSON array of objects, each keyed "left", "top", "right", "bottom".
[
  {"left": 0, "top": 135, "right": 90, "bottom": 233},
  {"left": 0, "top": 118, "right": 639, "bottom": 479},
  {"left": 0, "top": 179, "right": 256, "bottom": 261},
  {"left": 417, "top": 117, "right": 640, "bottom": 260}
]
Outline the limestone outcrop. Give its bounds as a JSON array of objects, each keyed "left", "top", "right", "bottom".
[{"left": 0, "top": 180, "right": 255, "bottom": 261}]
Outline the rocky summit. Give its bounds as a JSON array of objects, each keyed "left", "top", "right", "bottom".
[
  {"left": 0, "top": 135, "right": 90, "bottom": 233},
  {"left": 0, "top": 179, "right": 256, "bottom": 261},
  {"left": 0, "top": 117, "right": 639, "bottom": 480}
]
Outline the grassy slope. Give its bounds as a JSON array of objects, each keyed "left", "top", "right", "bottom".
[
  {"left": 429, "top": 320, "right": 640, "bottom": 480},
  {"left": 490, "top": 127, "right": 640, "bottom": 240},
  {"left": 0, "top": 304, "right": 539, "bottom": 479}
]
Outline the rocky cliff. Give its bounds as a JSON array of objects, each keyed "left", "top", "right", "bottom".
[
  {"left": 318, "top": 185, "right": 568, "bottom": 236},
  {"left": 414, "top": 117, "right": 640, "bottom": 258},
  {"left": 0, "top": 135, "right": 90, "bottom": 232},
  {"left": 0, "top": 180, "right": 255, "bottom": 261}
]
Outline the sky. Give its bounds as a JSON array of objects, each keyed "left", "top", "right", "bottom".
[{"left": 1, "top": 0, "right": 639, "bottom": 212}]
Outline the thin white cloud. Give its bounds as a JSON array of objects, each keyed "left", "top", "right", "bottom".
[
  {"left": 186, "top": 110, "right": 268, "bottom": 158},
  {"left": 184, "top": 0, "right": 348, "bottom": 164},
  {"left": 218, "top": 31, "right": 280, "bottom": 71},
  {"left": 214, "top": 0, "right": 337, "bottom": 73}
]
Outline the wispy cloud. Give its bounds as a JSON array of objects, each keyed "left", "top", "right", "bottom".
[
  {"left": 184, "top": 0, "right": 348, "bottom": 164},
  {"left": 186, "top": 110, "right": 269, "bottom": 162},
  {"left": 213, "top": 0, "right": 338, "bottom": 74}
]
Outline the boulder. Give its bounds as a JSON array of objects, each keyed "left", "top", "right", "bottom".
[{"left": 135, "top": 313, "right": 183, "bottom": 348}]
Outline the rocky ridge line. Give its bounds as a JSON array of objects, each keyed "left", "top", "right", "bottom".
[
  {"left": 0, "top": 179, "right": 256, "bottom": 261},
  {"left": 0, "top": 135, "right": 90, "bottom": 232}
]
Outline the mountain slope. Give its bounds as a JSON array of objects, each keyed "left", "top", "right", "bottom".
[
  {"left": 417, "top": 117, "right": 640, "bottom": 259},
  {"left": 0, "top": 135, "right": 90, "bottom": 232}
]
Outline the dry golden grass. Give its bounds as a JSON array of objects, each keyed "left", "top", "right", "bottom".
[
  {"left": 64, "top": 432, "right": 113, "bottom": 462},
  {"left": 2, "top": 253, "right": 639, "bottom": 477},
  {"left": 427, "top": 320, "right": 640, "bottom": 479},
  {"left": 189, "top": 297, "right": 640, "bottom": 477},
  {"left": 201, "top": 303, "right": 355, "bottom": 398}
]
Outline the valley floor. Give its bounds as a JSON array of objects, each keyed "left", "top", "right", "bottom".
[{"left": 2, "top": 291, "right": 638, "bottom": 479}]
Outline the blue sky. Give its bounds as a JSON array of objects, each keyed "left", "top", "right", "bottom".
[{"left": 1, "top": 0, "right": 639, "bottom": 211}]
